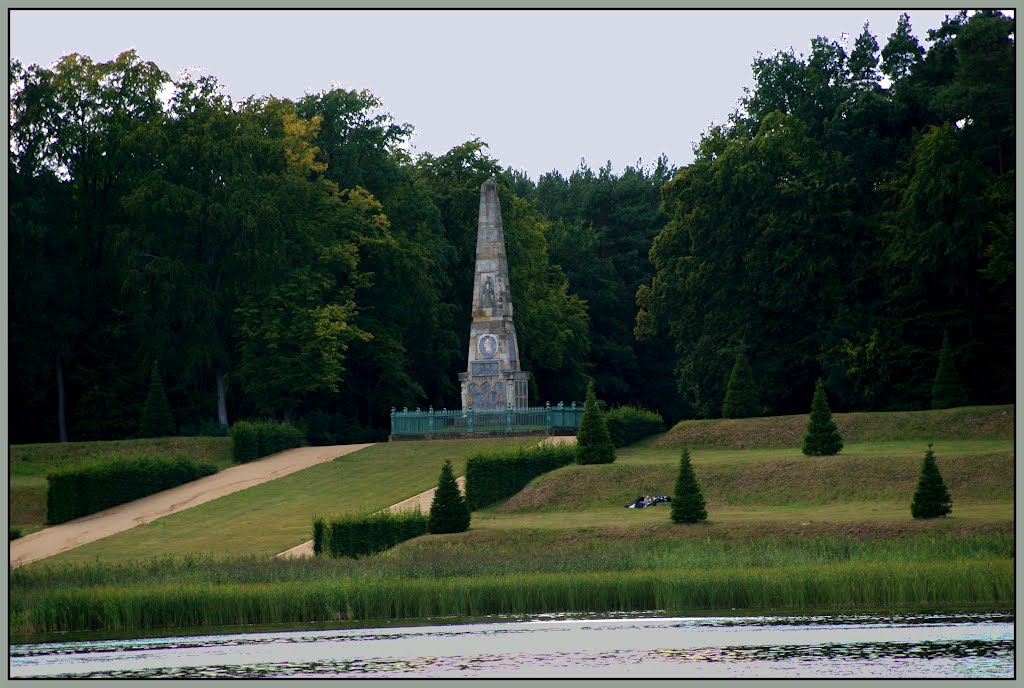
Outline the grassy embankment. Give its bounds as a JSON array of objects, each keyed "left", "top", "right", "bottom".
[
  {"left": 10, "top": 405, "right": 1014, "bottom": 639},
  {"left": 36, "top": 436, "right": 539, "bottom": 562},
  {"left": 10, "top": 437, "right": 234, "bottom": 535}
]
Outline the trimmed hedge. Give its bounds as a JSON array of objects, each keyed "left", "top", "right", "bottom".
[
  {"left": 46, "top": 455, "right": 218, "bottom": 525},
  {"left": 312, "top": 516, "right": 326, "bottom": 556},
  {"left": 230, "top": 419, "right": 305, "bottom": 463},
  {"left": 605, "top": 406, "right": 665, "bottom": 447},
  {"left": 465, "top": 443, "right": 577, "bottom": 511},
  {"left": 319, "top": 510, "right": 429, "bottom": 558}
]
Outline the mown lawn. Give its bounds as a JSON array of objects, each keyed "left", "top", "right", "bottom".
[
  {"left": 42, "top": 437, "right": 538, "bottom": 564},
  {"left": 10, "top": 437, "right": 234, "bottom": 533}
]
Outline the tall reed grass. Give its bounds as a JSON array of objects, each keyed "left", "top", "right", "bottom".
[
  {"left": 11, "top": 559, "right": 1012, "bottom": 636},
  {"left": 12, "top": 532, "right": 1012, "bottom": 589}
]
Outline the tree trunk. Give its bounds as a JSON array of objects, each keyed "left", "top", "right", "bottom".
[
  {"left": 56, "top": 352, "right": 68, "bottom": 443},
  {"left": 216, "top": 370, "right": 228, "bottom": 427}
]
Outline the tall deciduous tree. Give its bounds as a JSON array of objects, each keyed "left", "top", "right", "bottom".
[{"left": 881, "top": 13, "right": 925, "bottom": 82}]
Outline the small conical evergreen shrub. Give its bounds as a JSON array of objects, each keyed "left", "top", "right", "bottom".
[
  {"left": 139, "top": 362, "right": 175, "bottom": 438},
  {"left": 911, "top": 444, "right": 952, "bottom": 519},
  {"left": 575, "top": 380, "right": 615, "bottom": 464},
  {"left": 722, "top": 351, "right": 759, "bottom": 418},
  {"left": 802, "top": 379, "right": 843, "bottom": 456},
  {"left": 932, "top": 331, "right": 967, "bottom": 409},
  {"left": 428, "top": 459, "right": 470, "bottom": 534},
  {"left": 671, "top": 448, "right": 707, "bottom": 523}
]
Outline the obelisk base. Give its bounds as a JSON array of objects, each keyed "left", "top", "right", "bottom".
[{"left": 459, "top": 370, "right": 530, "bottom": 412}]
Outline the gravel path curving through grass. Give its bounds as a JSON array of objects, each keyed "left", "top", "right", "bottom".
[
  {"left": 275, "top": 434, "right": 578, "bottom": 559},
  {"left": 9, "top": 444, "right": 373, "bottom": 569}
]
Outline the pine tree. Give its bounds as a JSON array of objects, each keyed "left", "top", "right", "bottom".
[
  {"left": 932, "top": 331, "right": 968, "bottom": 409},
  {"left": 139, "top": 362, "right": 175, "bottom": 438},
  {"left": 911, "top": 444, "right": 952, "bottom": 518},
  {"left": 428, "top": 459, "right": 470, "bottom": 534},
  {"left": 671, "top": 448, "right": 707, "bottom": 523},
  {"left": 802, "top": 379, "right": 843, "bottom": 456},
  {"left": 576, "top": 380, "right": 616, "bottom": 464},
  {"left": 722, "top": 351, "right": 759, "bottom": 418}
]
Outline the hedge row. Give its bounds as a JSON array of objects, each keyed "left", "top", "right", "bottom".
[
  {"left": 46, "top": 455, "right": 218, "bottom": 525},
  {"left": 314, "top": 510, "right": 429, "bottom": 558},
  {"left": 464, "top": 443, "right": 577, "bottom": 511},
  {"left": 605, "top": 406, "right": 665, "bottom": 448},
  {"left": 230, "top": 419, "right": 305, "bottom": 463}
]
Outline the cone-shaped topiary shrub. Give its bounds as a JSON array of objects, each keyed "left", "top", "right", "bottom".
[
  {"left": 722, "top": 351, "right": 759, "bottom": 418},
  {"left": 911, "top": 444, "right": 952, "bottom": 519},
  {"left": 932, "top": 331, "right": 968, "bottom": 409},
  {"left": 802, "top": 379, "right": 843, "bottom": 456},
  {"left": 576, "top": 380, "right": 615, "bottom": 465},
  {"left": 428, "top": 459, "right": 470, "bottom": 534},
  {"left": 139, "top": 362, "right": 175, "bottom": 438},
  {"left": 671, "top": 448, "right": 707, "bottom": 523}
]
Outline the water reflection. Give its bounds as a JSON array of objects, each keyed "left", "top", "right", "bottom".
[{"left": 10, "top": 612, "right": 1013, "bottom": 679}]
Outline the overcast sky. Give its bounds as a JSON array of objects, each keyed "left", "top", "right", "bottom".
[{"left": 11, "top": 9, "right": 981, "bottom": 178}]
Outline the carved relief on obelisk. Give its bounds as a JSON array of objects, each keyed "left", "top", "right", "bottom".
[{"left": 458, "top": 179, "right": 530, "bottom": 411}]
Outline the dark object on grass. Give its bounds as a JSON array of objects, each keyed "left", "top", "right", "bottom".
[
  {"left": 139, "top": 362, "right": 175, "bottom": 438},
  {"left": 626, "top": 495, "right": 672, "bottom": 508},
  {"left": 911, "top": 444, "right": 952, "bottom": 519},
  {"left": 802, "top": 379, "right": 843, "bottom": 456},
  {"left": 671, "top": 448, "right": 707, "bottom": 523},
  {"left": 429, "top": 459, "right": 470, "bottom": 534},
  {"left": 576, "top": 381, "right": 616, "bottom": 464}
]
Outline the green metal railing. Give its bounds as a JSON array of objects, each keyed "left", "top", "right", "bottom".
[{"left": 390, "top": 401, "right": 584, "bottom": 437}]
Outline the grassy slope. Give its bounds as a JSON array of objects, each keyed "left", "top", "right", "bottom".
[
  {"left": 10, "top": 437, "right": 234, "bottom": 532},
  {"left": 12, "top": 406, "right": 1015, "bottom": 636},
  {"left": 42, "top": 437, "right": 538, "bottom": 564},
  {"left": 653, "top": 404, "right": 1014, "bottom": 449}
]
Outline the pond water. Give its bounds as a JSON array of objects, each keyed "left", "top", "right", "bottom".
[{"left": 10, "top": 611, "right": 1013, "bottom": 679}]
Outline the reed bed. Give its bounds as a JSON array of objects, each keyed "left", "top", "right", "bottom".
[
  {"left": 12, "top": 530, "right": 1012, "bottom": 590},
  {"left": 11, "top": 559, "right": 1012, "bottom": 636}
]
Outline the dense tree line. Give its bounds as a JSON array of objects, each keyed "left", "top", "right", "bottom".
[
  {"left": 9, "top": 52, "right": 594, "bottom": 443},
  {"left": 637, "top": 10, "right": 1014, "bottom": 417},
  {"left": 9, "top": 11, "right": 1013, "bottom": 443}
]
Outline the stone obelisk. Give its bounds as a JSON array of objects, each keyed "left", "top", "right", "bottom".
[{"left": 459, "top": 179, "right": 530, "bottom": 411}]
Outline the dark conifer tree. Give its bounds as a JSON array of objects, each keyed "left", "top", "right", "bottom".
[
  {"left": 910, "top": 444, "right": 952, "bottom": 518},
  {"left": 802, "top": 379, "right": 843, "bottom": 456},
  {"left": 932, "top": 331, "right": 968, "bottom": 409},
  {"left": 428, "top": 459, "right": 470, "bottom": 534},
  {"left": 722, "top": 351, "right": 759, "bottom": 418},
  {"left": 671, "top": 448, "right": 707, "bottom": 523},
  {"left": 139, "top": 362, "right": 175, "bottom": 438},
  {"left": 576, "top": 380, "right": 616, "bottom": 464}
]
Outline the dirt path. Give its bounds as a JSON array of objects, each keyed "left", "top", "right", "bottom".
[
  {"left": 276, "top": 434, "right": 577, "bottom": 559},
  {"left": 9, "top": 444, "right": 373, "bottom": 569}
]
